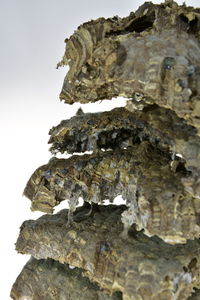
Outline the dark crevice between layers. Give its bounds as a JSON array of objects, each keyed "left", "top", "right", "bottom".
[
  {"left": 105, "top": 12, "right": 155, "bottom": 37},
  {"left": 11, "top": 1, "right": 200, "bottom": 299}
]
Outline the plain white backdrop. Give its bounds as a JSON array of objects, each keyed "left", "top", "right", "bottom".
[{"left": 1, "top": 0, "right": 199, "bottom": 298}]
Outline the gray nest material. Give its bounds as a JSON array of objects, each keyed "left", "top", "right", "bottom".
[
  {"left": 49, "top": 106, "right": 200, "bottom": 198},
  {"left": 58, "top": 1, "right": 200, "bottom": 133},
  {"left": 10, "top": 257, "right": 122, "bottom": 300},
  {"left": 15, "top": 205, "right": 200, "bottom": 300},
  {"left": 24, "top": 142, "right": 200, "bottom": 244}
]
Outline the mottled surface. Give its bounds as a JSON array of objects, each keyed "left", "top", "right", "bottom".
[
  {"left": 59, "top": 1, "right": 200, "bottom": 132},
  {"left": 188, "top": 289, "right": 200, "bottom": 299},
  {"left": 12, "top": 1, "right": 200, "bottom": 300},
  {"left": 49, "top": 106, "right": 196, "bottom": 155},
  {"left": 16, "top": 206, "right": 200, "bottom": 300},
  {"left": 23, "top": 142, "right": 200, "bottom": 243},
  {"left": 49, "top": 105, "right": 200, "bottom": 197},
  {"left": 11, "top": 257, "right": 122, "bottom": 300}
]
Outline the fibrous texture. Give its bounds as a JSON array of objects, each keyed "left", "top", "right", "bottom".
[
  {"left": 24, "top": 142, "right": 200, "bottom": 244},
  {"left": 188, "top": 289, "right": 200, "bottom": 299},
  {"left": 12, "top": 1, "right": 200, "bottom": 299},
  {"left": 16, "top": 205, "right": 200, "bottom": 300},
  {"left": 49, "top": 106, "right": 196, "bottom": 156},
  {"left": 58, "top": 1, "right": 200, "bottom": 133},
  {"left": 11, "top": 257, "right": 122, "bottom": 300},
  {"left": 49, "top": 105, "right": 200, "bottom": 197}
]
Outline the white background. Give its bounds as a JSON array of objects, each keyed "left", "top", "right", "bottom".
[{"left": 1, "top": 0, "right": 199, "bottom": 298}]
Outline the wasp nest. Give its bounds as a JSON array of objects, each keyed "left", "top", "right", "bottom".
[
  {"left": 11, "top": 257, "right": 122, "bottom": 300},
  {"left": 58, "top": 0, "right": 200, "bottom": 133},
  {"left": 12, "top": 1, "right": 200, "bottom": 300},
  {"left": 15, "top": 206, "right": 200, "bottom": 300}
]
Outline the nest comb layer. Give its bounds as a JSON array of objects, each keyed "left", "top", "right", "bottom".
[
  {"left": 15, "top": 205, "right": 200, "bottom": 300},
  {"left": 12, "top": 1, "right": 200, "bottom": 300},
  {"left": 11, "top": 257, "right": 122, "bottom": 300},
  {"left": 24, "top": 142, "right": 200, "bottom": 244},
  {"left": 48, "top": 106, "right": 200, "bottom": 197},
  {"left": 58, "top": 1, "right": 200, "bottom": 133}
]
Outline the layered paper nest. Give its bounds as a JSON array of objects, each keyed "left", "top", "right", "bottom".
[{"left": 11, "top": 1, "right": 200, "bottom": 299}]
